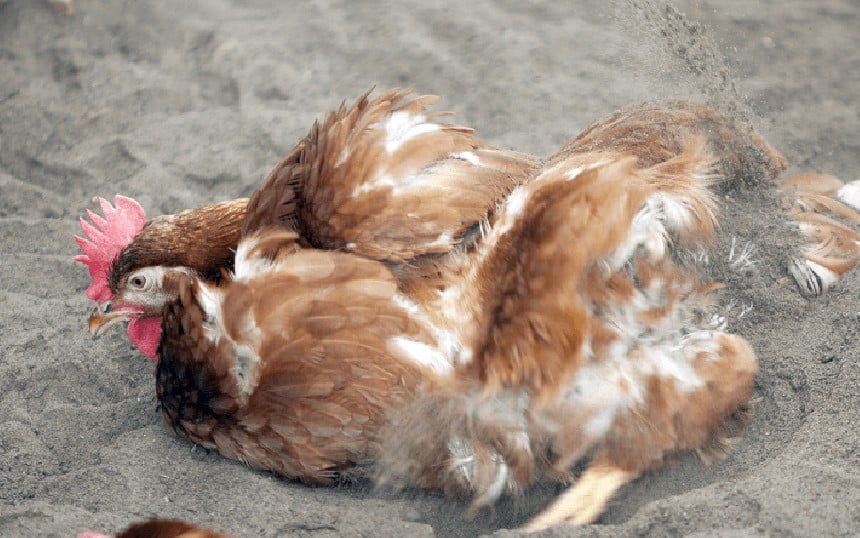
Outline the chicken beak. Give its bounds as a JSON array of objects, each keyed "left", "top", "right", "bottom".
[{"left": 88, "top": 303, "right": 131, "bottom": 337}]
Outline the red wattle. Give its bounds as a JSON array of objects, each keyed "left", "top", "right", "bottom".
[{"left": 127, "top": 317, "right": 163, "bottom": 360}]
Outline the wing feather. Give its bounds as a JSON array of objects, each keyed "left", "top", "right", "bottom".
[{"left": 242, "top": 88, "right": 537, "bottom": 262}]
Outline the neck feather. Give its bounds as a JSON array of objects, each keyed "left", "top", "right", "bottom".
[{"left": 111, "top": 198, "right": 249, "bottom": 289}]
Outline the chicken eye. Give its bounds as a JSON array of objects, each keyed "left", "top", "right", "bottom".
[{"left": 128, "top": 275, "right": 148, "bottom": 290}]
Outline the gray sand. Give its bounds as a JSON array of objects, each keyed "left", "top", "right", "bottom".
[{"left": 1, "top": 0, "right": 857, "bottom": 536}]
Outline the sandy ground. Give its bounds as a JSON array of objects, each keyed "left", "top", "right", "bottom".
[{"left": 1, "top": 0, "right": 858, "bottom": 536}]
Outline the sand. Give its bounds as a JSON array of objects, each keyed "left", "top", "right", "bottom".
[{"left": 1, "top": 0, "right": 857, "bottom": 536}]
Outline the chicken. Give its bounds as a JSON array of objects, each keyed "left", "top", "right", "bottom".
[
  {"left": 78, "top": 518, "right": 226, "bottom": 538},
  {"left": 152, "top": 135, "right": 761, "bottom": 528},
  {"left": 76, "top": 88, "right": 536, "bottom": 359},
  {"left": 76, "top": 89, "right": 859, "bottom": 530}
]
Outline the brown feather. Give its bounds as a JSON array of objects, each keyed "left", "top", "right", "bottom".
[
  {"left": 157, "top": 248, "right": 438, "bottom": 484},
  {"left": 465, "top": 157, "right": 650, "bottom": 401},
  {"left": 243, "top": 87, "right": 537, "bottom": 263},
  {"left": 553, "top": 100, "right": 787, "bottom": 186},
  {"left": 377, "top": 138, "right": 756, "bottom": 524},
  {"left": 110, "top": 198, "right": 248, "bottom": 289}
]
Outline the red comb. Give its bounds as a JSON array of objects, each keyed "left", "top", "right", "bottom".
[{"left": 74, "top": 195, "right": 147, "bottom": 303}]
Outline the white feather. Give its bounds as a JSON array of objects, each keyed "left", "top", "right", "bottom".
[
  {"left": 387, "top": 336, "right": 453, "bottom": 376},
  {"left": 451, "top": 151, "right": 481, "bottom": 166},
  {"left": 195, "top": 281, "right": 224, "bottom": 345},
  {"left": 837, "top": 180, "right": 860, "bottom": 210},
  {"left": 233, "top": 237, "right": 277, "bottom": 281},
  {"left": 382, "top": 111, "right": 440, "bottom": 153}
]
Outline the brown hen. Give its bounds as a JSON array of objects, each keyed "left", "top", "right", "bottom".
[{"left": 76, "top": 89, "right": 859, "bottom": 531}]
